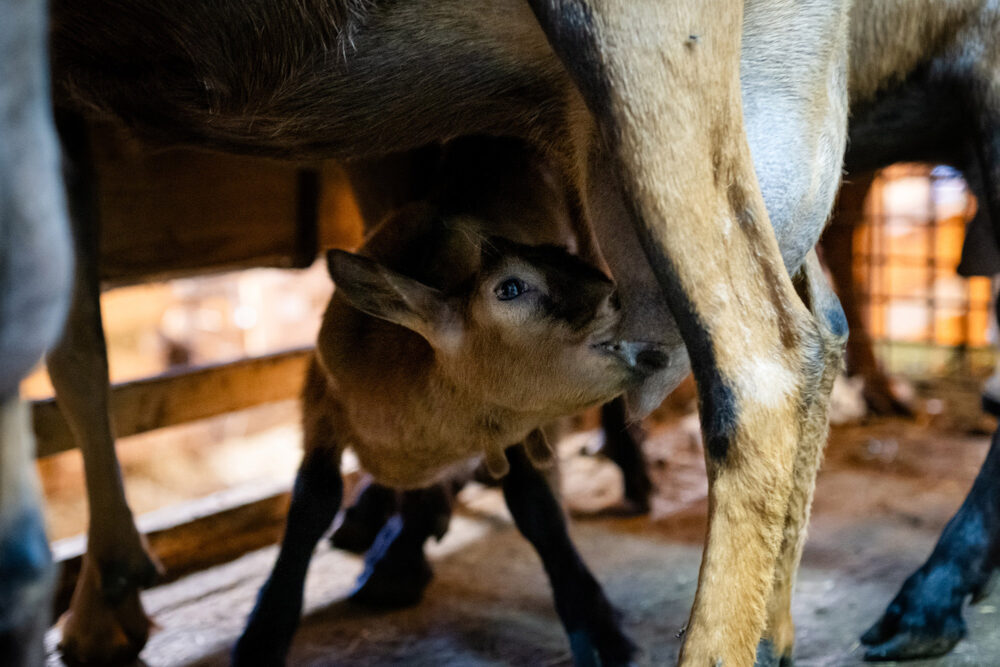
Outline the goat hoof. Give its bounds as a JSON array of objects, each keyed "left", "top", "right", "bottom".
[
  {"left": 232, "top": 629, "right": 287, "bottom": 667},
  {"left": 861, "top": 564, "right": 968, "bottom": 661},
  {"left": 567, "top": 628, "right": 637, "bottom": 667},
  {"left": 330, "top": 513, "right": 384, "bottom": 554},
  {"left": 330, "top": 481, "right": 396, "bottom": 554},
  {"left": 348, "top": 516, "right": 432, "bottom": 608},
  {"left": 754, "top": 638, "right": 793, "bottom": 667},
  {"left": 58, "top": 556, "right": 153, "bottom": 666},
  {"left": 348, "top": 551, "right": 432, "bottom": 608}
]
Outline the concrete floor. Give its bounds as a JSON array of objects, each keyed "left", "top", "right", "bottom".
[{"left": 45, "top": 415, "right": 1000, "bottom": 666}]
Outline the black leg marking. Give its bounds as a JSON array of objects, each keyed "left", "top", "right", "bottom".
[
  {"left": 861, "top": 427, "right": 1000, "bottom": 661},
  {"left": 755, "top": 638, "right": 793, "bottom": 667},
  {"left": 329, "top": 478, "right": 397, "bottom": 554},
  {"left": 349, "top": 485, "right": 451, "bottom": 608},
  {"left": 530, "top": 0, "right": 742, "bottom": 466},
  {"left": 503, "top": 445, "right": 636, "bottom": 666},
  {"left": 599, "top": 398, "right": 651, "bottom": 513},
  {"left": 233, "top": 449, "right": 342, "bottom": 666}
]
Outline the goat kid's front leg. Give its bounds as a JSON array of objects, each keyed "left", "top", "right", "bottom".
[
  {"left": 529, "top": 2, "right": 827, "bottom": 664},
  {"left": 48, "top": 113, "right": 159, "bottom": 666},
  {"left": 502, "top": 444, "right": 636, "bottom": 666},
  {"left": 233, "top": 447, "right": 343, "bottom": 666},
  {"left": 758, "top": 252, "right": 847, "bottom": 667}
]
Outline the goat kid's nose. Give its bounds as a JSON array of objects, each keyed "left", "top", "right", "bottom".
[{"left": 611, "top": 341, "right": 669, "bottom": 373}]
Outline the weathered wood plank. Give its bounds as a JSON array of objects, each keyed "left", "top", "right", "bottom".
[
  {"left": 49, "top": 467, "right": 363, "bottom": 619},
  {"left": 33, "top": 348, "right": 313, "bottom": 458},
  {"left": 93, "top": 124, "right": 305, "bottom": 283},
  {"left": 91, "top": 123, "right": 364, "bottom": 285}
]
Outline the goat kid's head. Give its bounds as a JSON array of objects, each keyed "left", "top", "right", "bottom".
[{"left": 325, "top": 237, "right": 667, "bottom": 416}]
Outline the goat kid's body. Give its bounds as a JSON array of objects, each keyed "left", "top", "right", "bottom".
[{"left": 240, "top": 139, "right": 645, "bottom": 664}]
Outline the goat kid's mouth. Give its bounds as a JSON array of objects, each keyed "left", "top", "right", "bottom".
[{"left": 594, "top": 340, "right": 669, "bottom": 376}]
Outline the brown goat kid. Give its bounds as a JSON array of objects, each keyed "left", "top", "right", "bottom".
[{"left": 235, "top": 138, "right": 662, "bottom": 665}]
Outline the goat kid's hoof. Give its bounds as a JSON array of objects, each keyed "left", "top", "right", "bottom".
[
  {"left": 860, "top": 571, "right": 968, "bottom": 661},
  {"left": 348, "top": 516, "right": 432, "bottom": 608},
  {"left": 567, "top": 628, "right": 637, "bottom": 667},
  {"left": 754, "top": 638, "right": 793, "bottom": 667},
  {"left": 348, "top": 551, "right": 432, "bottom": 608},
  {"left": 58, "top": 558, "right": 153, "bottom": 666},
  {"left": 231, "top": 630, "right": 288, "bottom": 667},
  {"left": 330, "top": 512, "right": 385, "bottom": 555}
]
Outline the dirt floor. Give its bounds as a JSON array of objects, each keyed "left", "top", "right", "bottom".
[{"left": 44, "top": 397, "right": 1000, "bottom": 666}]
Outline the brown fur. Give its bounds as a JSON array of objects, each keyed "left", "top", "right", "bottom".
[{"left": 310, "top": 140, "right": 657, "bottom": 489}]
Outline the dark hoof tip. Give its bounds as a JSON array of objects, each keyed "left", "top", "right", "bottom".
[
  {"left": 58, "top": 639, "right": 143, "bottom": 667},
  {"left": 566, "top": 628, "right": 637, "bottom": 667},
  {"left": 862, "top": 631, "right": 963, "bottom": 662},
  {"left": 755, "top": 639, "right": 793, "bottom": 667},
  {"left": 232, "top": 638, "right": 286, "bottom": 667},
  {"left": 863, "top": 637, "right": 960, "bottom": 662},
  {"left": 330, "top": 519, "right": 380, "bottom": 554},
  {"left": 349, "top": 557, "right": 432, "bottom": 609}
]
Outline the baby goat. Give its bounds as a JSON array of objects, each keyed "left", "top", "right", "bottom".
[{"left": 234, "top": 138, "right": 664, "bottom": 666}]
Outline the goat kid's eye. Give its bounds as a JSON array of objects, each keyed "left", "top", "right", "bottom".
[{"left": 495, "top": 278, "right": 528, "bottom": 301}]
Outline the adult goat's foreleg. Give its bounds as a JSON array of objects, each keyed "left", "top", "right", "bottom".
[
  {"left": 48, "top": 113, "right": 159, "bottom": 666},
  {"left": 759, "top": 252, "right": 847, "bottom": 666},
  {"left": 529, "top": 2, "right": 827, "bottom": 663}
]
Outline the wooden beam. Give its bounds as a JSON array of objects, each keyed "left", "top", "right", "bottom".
[
  {"left": 33, "top": 348, "right": 312, "bottom": 458},
  {"left": 50, "top": 466, "right": 363, "bottom": 619}
]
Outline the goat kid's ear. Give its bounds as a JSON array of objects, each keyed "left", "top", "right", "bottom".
[{"left": 326, "top": 250, "right": 459, "bottom": 347}]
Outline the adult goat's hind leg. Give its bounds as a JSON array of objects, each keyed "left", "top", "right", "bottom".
[
  {"left": 759, "top": 252, "right": 847, "bottom": 666},
  {"left": 860, "top": 423, "right": 1000, "bottom": 661},
  {"left": 48, "top": 113, "right": 159, "bottom": 666},
  {"left": 528, "top": 2, "right": 829, "bottom": 664}
]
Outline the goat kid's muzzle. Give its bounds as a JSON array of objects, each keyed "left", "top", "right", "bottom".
[{"left": 596, "top": 340, "right": 669, "bottom": 376}]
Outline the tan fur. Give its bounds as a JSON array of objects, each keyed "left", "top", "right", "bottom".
[
  {"left": 761, "top": 251, "right": 848, "bottom": 658},
  {"left": 546, "top": 2, "right": 850, "bottom": 665}
]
